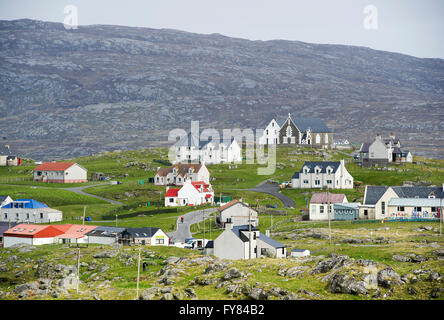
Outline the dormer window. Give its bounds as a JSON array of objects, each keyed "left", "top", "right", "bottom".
[
  {"left": 303, "top": 167, "right": 309, "bottom": 174},
  {"left": 315, "top": 166, "right": 321, "bottom": 174}
]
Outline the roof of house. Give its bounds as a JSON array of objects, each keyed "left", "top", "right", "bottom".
[
  {"left": 310, "top": 193, "right": 346, "bottom": 204},
  {"left": 334, "top": 203, "right": 361, "bottom": 210},
  {"left": 165, "top": 188, "right": 180, "bottom": 197},
  {"left": 218, "top": 200, "right": 241, "bottom": 212},
  {"left": 124, "top": 227, "right": 161, "bottom": 238},
  {"left": 360, "top": 142, "right": 370, "bottom": 153},
  {"left": 175, "top": 132, "right": 236, "bottom": 149},
  {"left": 56, "top": 224, "right": 98, "bottom": 239},
  {"left": 231, "top": 225, "right": 259, "bottom": 243},
  {"left": 33, "top": 162, "right": 78, "bottom": 172},
  {"left": 1, "top": 199, "right": 48, "bottom": 209},
  {"left": 86, "top": 226, "right": 127, "bottom": 237},
  {"left": 0, "top": 195, "right": 11, "bottom": 203},
  {"left": 259, "top": 233, "right": 286, "bottom": 248},
  {"left": 156, "top": 163, "right": 203, "bottom": 177},
  {"left": 292, "top": 118, "right": 332, "bottom": 133},
  {"left": 294, "top": 161, "right": 341, "bottom": 177},
  {"left": 388, "top": 198, "right": 442, "bottom": 207},
  {"left": 363, "top": 186, "right": 390, "bottom": 205},
  {"left": 292, "top": 249, "right": 310, "bottom": 252},
  {"left": 205, "top": 240, "right": 214, "bottom": 249},
  {"left": 3, "top": 224, "right": 66, "bottom": 238},
  {"left": 392, "top": 186, "right": 444, "bottom": 199},
  {"left": 364, "top": 185, "right": 444, "bottom": 205}
]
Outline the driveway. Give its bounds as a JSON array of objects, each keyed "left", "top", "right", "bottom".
[
  {"left": 243, "top": 180, "right": 295, "bottom": 208},
  {"left": 168, "top": 208, "right": 217, "bottom": 242}
]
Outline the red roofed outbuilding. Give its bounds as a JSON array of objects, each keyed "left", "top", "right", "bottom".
[
  {"left": 33, "top": 162, "right": 87, "bottom": 183},
  {"left": 309, "top": 192, "right": 348, "bottom": 221}
]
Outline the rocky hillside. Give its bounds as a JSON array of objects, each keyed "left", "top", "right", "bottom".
[
  {"left": 0, "top": 19, "right": 443, "bottom": 159},
  {"left": 1, "top": 222, "right": 443, "bottom": 300}
]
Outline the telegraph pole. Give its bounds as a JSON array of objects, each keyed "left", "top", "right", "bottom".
[
  {"left": 440, "top": 197, "right": 442, "bottom": 237},
  {"left": 203, "top": 210, "right": 205, "bottom": 249},
  {"left": 136, "top": 244, "right": 142, "bottom": 299},
  {"left": 327, "top": 188, "right": 332, "bottom": 246},
  {"left": 249, "top": 208, "right": 252, "bottom": 259}
]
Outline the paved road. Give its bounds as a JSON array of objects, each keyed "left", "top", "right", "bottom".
[
  {"left": 168, "top": 208, "right": 217, "bottom": 242},
  {"left": 62, "top": 185, "right": 122, "bottom": 205},
  {"left": 242, "top": 181, "right": 295, "bottom": 208},
  {"left": 0, "top": 182, "right": 121, "bottom": 205}
]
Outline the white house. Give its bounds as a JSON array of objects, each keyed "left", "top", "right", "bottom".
[
  {"left": 174, "top": 133, "right": 242, "bottom": 165},
  {"left": 1, "top": 199, "right": 63, "bottom": 223},
  {"left": 33, "top": 162, "right": 87, "bottom": 183},
  {"left": 291, "top": 160, "right": 354, "bottom": 189},
  {"left": 121, "top": 227, "right": 170, "bottom": 246},
  {"left": 165, "top": 180, "right": 214, "bottom": 207},
  {"left": 216, "top": 200, "right": 258, "bottom": 228},
  {"left": 213, "top": 223, "right": 286, "bottom": 260},
  {"left": 154, "top": 163, "right": 210, "bottom": 186},
  {"left": 309, "top": 193, "right": 348, "bottom": 221},
  {"left": 360, "top": 134, "right": 412, "bottom": 166},
  {"left": 258, "top": 119, "right": 281, "bottom": 145},
  {"left": 2, "top": 224, "right": 66, "bottom": 248},
  {"left": 359, "top": 185, "right": 444, "bottom": 220}
]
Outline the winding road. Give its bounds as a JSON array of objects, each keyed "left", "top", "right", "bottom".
[
  {"left": 168, "top": 208, "right": 217, "bottom": 242},
  {"left": 233, "top": 180, "right": 295, "bottom": 208}
]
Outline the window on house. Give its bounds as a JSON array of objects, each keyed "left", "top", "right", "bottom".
[
  {"left": 364, "top": 210, "right": 368, "bottom": 216},
  {"left": 169, "top": 198, "right": 174, "bottom": 203},
  {"left": 155, "top": 238, "right": 164, "bottom": 245},
  {"left": 315, "top": 180, "right": 320, "bottom": 185},
  {"left": 253, "top": 232, "right": 257, "bottom": 240},
  {"left": 381, "top": 201, "right": 385, "bottom": 215},
  {"left": 431, "top": 207, "right": 437, "bottom": 213},
  {"left": 327, "top": 180, "right": 332, "bottom": 184},
  {"left": 261, "top": 248, "right": 267, "bottom": 255},
  {"left": 415, "top": 207, "right": 422, "bottom": 212},
  {"left": 40, "top": 213, "right": 43, "bottom": 219},
  {"left": 4, "top": 213, "right": 7, "bottom": 219},
  {"left": 303, "top": 180, "right": 309, "bottom": 184},
  {"left": 397, "top": 206, "right": 405, "bottom": 212},
  {"left": 320, "top": 205, "right": 324, "bottom": 214}
]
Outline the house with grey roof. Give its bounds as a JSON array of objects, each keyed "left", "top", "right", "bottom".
[
  {"left": 359, "top": 185, "right": 444, "bottom": 220},
  {"left": 121, "top": 227, "right": 169, "bottom": 246},
  {"left": 213, "top": 223, "right": 286, "bottom": 260},
  {"left": 259, "top": 113, "right": 333, "bottom": 148},
  {"left": 360, "top": 134, "right": 412, "bottom": 166},
  {"left": 0, "top": 195, "right": 13, "bottom": 208},
  {"left": 173, "top": 132, "right": 241, "bottom": 164},
  {"left": 86, "top": 226, "right": 127, "bottom": 245},
  {"left": 291, "top": 160, "right": 354, "bottom": 189}
]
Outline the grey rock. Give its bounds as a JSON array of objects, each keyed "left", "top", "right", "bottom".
[
  {"left": 184, "top": 288, "right": 196, "bottom": 298},
  {"left": 248, "top": 287, "right": 268, "bottom": 300},
  {"left": 140, "top": 287, "right": 159, "bottom": 300},
  {"left": 393, "top": 255, "right": 411, "bottom": 262},
  {"left": 377, "top": 267, "right": 402, "bottom": 288},
  {"left": 93, "top": 251, "right": 118, "bottom": 258},
  {"left": 223, "top": 268, "right": 242, "bottom": 280},
  {"left": 328, "top": 273, "right": 368, "bottom": 295}
]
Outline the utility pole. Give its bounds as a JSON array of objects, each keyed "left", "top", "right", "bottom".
[
  {"left": 115, "top": 214, "right": 118, "bottom": 227},
  {"left": 249, "top": 208, "right": 252, "bottom": 260},
  {"left": 136, "top": 244, "right": 142, "bottom": 299},
  {"left": 203, "top": 210, "right": 205, "bottom": 249},
  {"left": 440, "top": 197, "right": 442, "bottom": 237},
  {"left": 76, "top": 205, "right": 86, "bottom": 294},
  {"left": 327, "top": 188, "right": 332, "bottom": 246}
]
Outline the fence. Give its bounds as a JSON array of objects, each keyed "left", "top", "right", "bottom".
[{"left": 0, "top": 176, "right": 33, "bottom": 183}]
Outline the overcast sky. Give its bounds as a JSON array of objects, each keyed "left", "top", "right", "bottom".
[{"left": 1, "top": 0, "right": 443, "bottom": 59}]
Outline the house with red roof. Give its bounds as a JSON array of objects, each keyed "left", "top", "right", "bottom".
[
  {"left": 2, "top": 224, "right": 66, "bottom": 247},
  {"left": 165, "top": 179, "right": 214, "bottom": 207},
  {"left": 309, "top": 192, "right": 348, "bottom": 221},
  {"left": 2, "top": 223, "right": 99, "bottom": 247},
  {"left": 33, "top": 162, "right": 87, "bottom": 183}
]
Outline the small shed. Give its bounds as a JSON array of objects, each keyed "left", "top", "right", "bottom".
[{"left": 291, "top": 249, "right": 310, "bottom": 257}]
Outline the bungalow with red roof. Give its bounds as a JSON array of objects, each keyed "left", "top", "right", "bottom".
[
  {"left": 2, "top": 224, "right": 66, "bottom": 247},
  {"left": 309, "top": 192, "right": 348, "bottom": 221},
  {"left": 33, "top": 162, "right": 87, "bottom": 183},
  {"left": 165, "top": 179, "right": 214, "bottom": 207},
  {"left": 2, "top": 223, "right": 99, "bottom": 247}
]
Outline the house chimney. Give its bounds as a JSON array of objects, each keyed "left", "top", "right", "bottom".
[
  {"left": 225, "top": 218, "right": 233, "bottom": 230},
  {"left": 166, "top": 186, "right": 169, "bottom": 192},
  {"left": 442, "top": 182, "right": 444, "bottom": 192}
]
